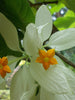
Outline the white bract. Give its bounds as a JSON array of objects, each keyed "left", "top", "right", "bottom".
[
  {"left": 23, "top": 4, "right": 75, "bottom": 93},
  {"left": 0, "top": 5, "right": 75, "bottom": 100},
  {"left": 0, "top": 13, "right": 21, "bottom": 51}
]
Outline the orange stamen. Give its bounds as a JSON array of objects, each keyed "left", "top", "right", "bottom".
[
  {"left": 0, "top": 57, "right": 11, "bottom": 78},
  {"left": 36, "top": 49, "right": 58, "bottom": 70}
]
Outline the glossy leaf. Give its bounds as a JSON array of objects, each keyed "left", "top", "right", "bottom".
[
  {"left": 61, "top": 0, "right": 75, "bottom": 12},
  {"left": 54, "top": 17, "right": 75, "bottom": 30},
  {"left": 0, "top": 0, "right": 35, "bottom": 31}
]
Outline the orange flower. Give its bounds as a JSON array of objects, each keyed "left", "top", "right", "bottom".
[
  {"left": 0, "top": 57, "right": 11, "bottom": 78},
  {"left": 36, "top": 49, "right": 58, "bottom": 70}
]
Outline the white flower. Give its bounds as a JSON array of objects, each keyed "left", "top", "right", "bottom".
[
  {"left": 23, "top": 5, "right": 75, "bottom": 94},
  {"left": 0, "top": 5, "right": 75, "bottom": 100}
]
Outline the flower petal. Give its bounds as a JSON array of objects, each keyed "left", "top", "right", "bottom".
[
  {"left": 1, "top": 57, "right": 8, "bottom": 66},
  {"left": 43, "top": 62, "right": 50, "bottom": 70},
  {"left": 39, "top": 50, "right": 46, "bottom": 57},
  {"left": 30, "top": 61, "right": 71, "bottom": 94},
  {"left": 10, "top": 65, "right": 36, "bottom": 100},
  {"left": 48, "top": 28, "right": 75, "bottom": 51},
  {"left": 55, "top": 56, "right": 65, "bottom": 66},
  {"left": 47, "top": 49, "right": 55, "bottom": 58},
  {"left": 21, "top": 84, "right": 38, "bottom": 100},
  {"left": 3, "top": 65, "right": 11, "bottom": 73},
  {"left": 40, "top": 88, "right": 75, "bottom": 100},
  {"left": 61, "top": 66, "right": 75, "bottom": 94},
  {"left": 0, "top": 56, "right": 17, "bottom": 89},
  {"left": 49, "top": 58, "right": 58, "bottom": 65},
  {"left": 35, "top": 5, "right": 52, "bottom": 42},
  {"left": 23, "top": 23, "right": 42, "bottom": 56},
  {"left": 0, "top": 13, "right": 21, "bottom": 51},
  {"left": 36, "top": 57, "right": 43, "bottom": 63},
  {"left": 54, "top": 56, "right": 75, "bottom": 94},
  {"left": 0, "top": 70, "right": 6, "bottom": 78}
]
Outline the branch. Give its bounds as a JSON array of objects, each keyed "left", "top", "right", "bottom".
[
  {"left": 45, "top": 47, "right": 75, "bottom": 68},
  {"left": 29, "top": 1, "right": 58, "bottom": 7},
  {"left": 55, "top": 52, "right": 75, "bottom": 68}
]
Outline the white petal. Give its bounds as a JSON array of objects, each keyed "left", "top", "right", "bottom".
[
  {"left": 55, "top": 56, "right": 75, "bottom": 94},
  {"left": 40, "top": 88, "right": 75, "bottom": 100},
  {"left": 0, "top": 13, "right": 21, "bottom": 51},
  {"left": 55, "top": 55, "right": 65, "bottom": 66},
  {"left": 21, "top": 84, "right": 38, "bottom": 100},
  {"left": 30, "top": 62, "right": 71, "bottom": 94},
  {"left": 35, "top": 5, "right": 52, "bottom": 42},
  {"left": 10, "top": 65, "right": 36, "bottom": 100},
  {"left": 37, "top": 23, "right": 52, "bottom": 42},
  {"left": 48, "top": 28, "right": 75, "bottom": 51},
  {"left": 61, "top": 67, "right": 75, "bottom": 94},
  {"left": 23, "top": 23, "right": 42, "bottom": 56}
]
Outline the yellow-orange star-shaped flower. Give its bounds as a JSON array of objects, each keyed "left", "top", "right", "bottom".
[
  {"left": 36, "top": 49, "right": 58, "bottom": 70},
  {"left": 0, "top": 57, "right": 11, "bottom": 78}
]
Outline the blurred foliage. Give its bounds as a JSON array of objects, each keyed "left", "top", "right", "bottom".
[
  {"left": 30, "top": 0, "right": 75, "bottom": 12},
  {"left": 48, "top": 2, "right": 65, "bottom": 14},
  {"left": 54, "top": 10, "right": 75, "bottom": 30},
  {"left": 54, "top": 17, "right": 75, "bottom": 30},
  {"left": 0, "top": 90, "right": 10, "bottom": 100},
  {"left": 60, "top": 0, "right": 75, "bottom": 12},
  {"left": 0, "top": 34, "right": 22, "bottom": 57},
  {"left": 29, "top": 0, "right": 35, "bottom": 3},
  {"left": 33, "top": 0, "right": 58, "bottom": 3},
  {"left": 0, "top": 0, "right": 35, "bottom": 31}
]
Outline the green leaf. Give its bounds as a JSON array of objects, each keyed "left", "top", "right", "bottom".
[
  {"left": 0, "top": 0, "right": 35, "bottom": 31},
  {"left": 60, "top": 0, "right": 75, "bottom": 12},
  {"left": 29, "top": 0, "right": 35, "bottom": 3},
  {"left": 65, "top": 10, "right": 75, "bottom": 17},
  {"left": 54, "top": 17, "right": 75, "bottom": 30},
  {"left": 48, "top": 2, "right": 65, "bottom": 14},
  {"left": 54, "top": 9, "right": 75, "bottom": 30}
]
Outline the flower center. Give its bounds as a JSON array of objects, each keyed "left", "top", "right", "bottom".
[
  {"left": 36, "top": 49, "right": 58, "bottom": 70},
  {"left": 0, "top": 64, "right": 3, "bottom": 69},
  {"left": 44, "top": 57, "right": 49, "bottom": 62}
]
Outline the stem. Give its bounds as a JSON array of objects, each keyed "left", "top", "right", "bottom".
[
  {"left": 8, "top": 56, "right": 26, "bottom": 65},
  {"left": 55, "top": 52, "right": 75, "bottom": 68},
  {"left": 41, "top": 44, "right": 49, "bottom": 49}
]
